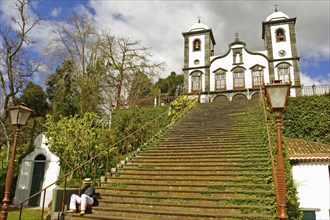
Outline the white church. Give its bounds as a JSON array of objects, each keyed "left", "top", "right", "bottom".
[{"left": 182, "top": 8, "right": 301, "bottom": 102}]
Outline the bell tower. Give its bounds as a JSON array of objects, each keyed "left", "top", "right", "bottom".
[
  {"left": 262, "top": 6, "right": 301, "bottom": 93},
  {"left": 182, "top": 19, "right": 216, "bottom": 94}
]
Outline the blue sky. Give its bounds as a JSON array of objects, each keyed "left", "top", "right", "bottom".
[{"left": 1, "top": 0, "right": 329, "bottom": 87}]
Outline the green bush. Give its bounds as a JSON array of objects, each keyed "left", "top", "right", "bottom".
[
  {"left": 168, "top": 95, "right": 198, "bottom": 122},
  {"left": 283, "top": 93, "right": 330, "bottom": 144}
]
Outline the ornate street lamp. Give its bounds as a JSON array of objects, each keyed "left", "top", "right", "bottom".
[
  {"left": 264, "top": 80, "right": 291, "bottom": 220},
  {"left": 1, "top": 104, "right": 33, "bottom": 220}
]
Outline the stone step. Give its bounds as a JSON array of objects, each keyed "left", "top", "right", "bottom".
[
  {"left": 140, "top": 149, "right": 268, "bottom": 156},
  {"left": 69, "top": 214, "right": 147, "bottom": 220},
  {"left": 145, "top": 145, "right": 267, "bottom": 152},
  {"left": 97, "top": 193, "right": 274, "bottom": 206},
  {"left": 136, "top": 153, "right": 268, "bottom": 160},
  {"left": 129, "top": 159, "right": 268, "bottom": 166},
  {"left": 156, "top": 142, "right": 263, "bottom": 147},
  {"left": 118, "top": 163, "right": 270, "bottom": 171},
  {"left": 97, "top": 200, "right": 274, "bottom": 214},
  {"left": 86, "top": 206, "right": 275, "bottom": 220},
  {"left": 99, "top": 184, "right": 274, "bottom": 198},
  {"left": 158, "top": 139, "right": 264, "bottom": 145},
  {"left": 104, "top": 173, "right": 269, "bottom": 184}
]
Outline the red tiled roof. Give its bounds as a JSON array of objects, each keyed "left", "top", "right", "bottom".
[{"left": 285, "top": 138, "right": 330, "bottom": 162}]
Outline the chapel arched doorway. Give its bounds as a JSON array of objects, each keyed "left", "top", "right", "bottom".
[{"left": 28, "top": 154, "right": 46, "bottom": 206}]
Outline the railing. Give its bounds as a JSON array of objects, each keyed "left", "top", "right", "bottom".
[
  {"left": 12, "top": 109, "right": 172, "bottom": 220},
  {"left": 300, "top": 84, "right": 329, "bottom": 96},
  {"left": 117, "top": 95, "right": 178, "bottom": 109},
  {"left": 259, "top": 85, "right": 280, "bottom": 207}
]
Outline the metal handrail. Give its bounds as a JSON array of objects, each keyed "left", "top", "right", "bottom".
[
  {"left": 13, "top": 109, "right": 171, "bottom": 220},
  {"left": 259, "top": 84, "right": 279, "bottom": 206}
]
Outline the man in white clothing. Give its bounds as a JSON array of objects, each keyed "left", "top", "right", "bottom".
[{"left": 66, "top": 178, "right": 95, "bottom": 216}]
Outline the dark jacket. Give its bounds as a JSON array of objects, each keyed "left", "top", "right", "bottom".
[{"left": 81, "top": 185, "right": 95, "bottom": 197}]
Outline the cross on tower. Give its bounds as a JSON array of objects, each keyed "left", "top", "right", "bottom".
[
  {"left": 274, "top": 3, "right": 279, "bottom": 12},
  {"left": 197, "top": 16, "right": 201, "bottom": 23}
]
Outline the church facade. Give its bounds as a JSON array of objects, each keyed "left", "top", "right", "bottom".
[{"left": 182, "top": 9, "right": 301, "bottom": 102}]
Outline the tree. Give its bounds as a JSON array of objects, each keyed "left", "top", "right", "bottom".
[
  {"left": 99, "top": 34, "right": 165, "bottom": 107},
  {"left": 17, "top": 82, "right": 49, "bottom": 117},
  {"left": 73, "top": 58, "right": 105, "bottom": 116},
  {"left": 46, "top": 60, "right": 78, "bottom": 120},
  {"left": 127, "top": 72, "right": 157, "bottom": 107},
  {"left": 45, "top": 10, "right": 98, "bottom": 76},
  {"left": 155, "top": 71, "right": 184, "bottom": 96},
  {"left": 0, "top": 0, "right": 39, "bottom": 119}
]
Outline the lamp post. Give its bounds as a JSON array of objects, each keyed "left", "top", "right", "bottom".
[
  {"left": 264, "top": 80, "right": 291, "bottom": 220},
  {"left": 1, "top": 104, "right": 32, "bottom": 220}
]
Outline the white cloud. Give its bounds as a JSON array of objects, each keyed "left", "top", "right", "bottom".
[
  {"left": 1, "top": 0, "right": 329, "bottom": 85},
  {"left": 51, "top": 7, "right": 62, "bottom": 17},
  {"left": 300, "top": 72, "right": 330, "bottom": 86},
  {"left": 88, "top": 1, "right": 329, "bottom": 79}
]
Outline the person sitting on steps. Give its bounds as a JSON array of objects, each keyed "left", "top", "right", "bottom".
[{"left": 66, "top": 177, "right": 96, "bottom": 216}]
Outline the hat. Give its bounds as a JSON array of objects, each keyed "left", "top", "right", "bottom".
[{"left": 83, "top": 178, "right": 92, "bottom": 184}]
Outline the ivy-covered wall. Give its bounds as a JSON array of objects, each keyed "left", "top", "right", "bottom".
[{"left": 283, "top": 93, "right": 330, "bottom": 144}]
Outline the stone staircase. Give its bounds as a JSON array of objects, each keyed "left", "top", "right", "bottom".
[{"left": 69, "top": 100, "right": 277, "bottom": 219}]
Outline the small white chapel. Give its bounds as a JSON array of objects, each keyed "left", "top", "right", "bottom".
[{"left": 182, "top": 7, "right": 301, "bottom": 102}]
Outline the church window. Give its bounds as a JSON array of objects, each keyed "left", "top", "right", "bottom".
[
  {"left": 252, "top": 66, "right": 264, "bottom": 87},
  {"left": 233, "top": 71, "right": 245, "bottom": 88},
  {"left": 191, "top": 72, "right": 202, "bottom": 91},
  {"left": 215, "top": 73, "right": 226, "bottom": 90},
  {"left": 277, "top": 64, "right": 291, "bottom": 83},
  {"left": 193, "top": 39, "right": 201, "bottom": 51},
  {"left": 276, "top": 28, "right": 286, "bottom": 42}
]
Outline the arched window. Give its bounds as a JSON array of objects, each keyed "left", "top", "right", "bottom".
[
  {"left": 192, "top": 39, "right": 201, "bottom": 51},
  {"left": 191, "top": 71, "right": 202, "bottom": 91},
  {"left": 277, "top": 63, "right": 291, "bottom": 83},
  {"left": 214, "top": 69, "right": 226, "bottom": 90},
  {"left": 251, "top": 65, "right": 264, "bottom": 87},
  {"left": 276, "top": 28, "right": 286, "bottom": 42},
  {"left": 233, "top": 67, "right": 245, "bottom": 88}
]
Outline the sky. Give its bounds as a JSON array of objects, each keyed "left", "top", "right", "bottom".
[{"left": 0, "top": 0, "right": 329, "bottom": 88}]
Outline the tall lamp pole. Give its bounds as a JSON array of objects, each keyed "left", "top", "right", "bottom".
[
  {"left": 1, "top": 104, "right": 32, "bottom": 220},
  {"left": 265, "top": 80, "right": 291, "bottom": 220}
]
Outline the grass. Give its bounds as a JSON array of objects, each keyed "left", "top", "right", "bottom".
[{"left": 8, "top": 207, "right": 48, "bottom": 220}]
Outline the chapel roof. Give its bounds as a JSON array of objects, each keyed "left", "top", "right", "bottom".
[{"left": 286, "top": 138, "right": 330, "bottom": 162}]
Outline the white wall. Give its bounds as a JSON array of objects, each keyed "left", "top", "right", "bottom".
[
  {"left": 13, "top": 134, "right": 60, "bottom": 207},
  {"left": 209, "top": 46, "right": 269, "bottom": 91},
  {"left": 292, "top": 163, "right": 330, "bottom": 220}
]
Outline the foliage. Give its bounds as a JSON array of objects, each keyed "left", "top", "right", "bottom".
[
  {"left": 16, "top": 82, "right": 49, "bottom": 117},
  {"left": 155, "top": 71, "right": 184, "bottom": 96},
  {"left": 44, "top": 112, "right": 107, "bottom": 178},
  {"left": 128, "top": 72, "right": 158, "bottom": 106},
  {"left": 46, "top": 60, "right": 78, "bottom": 120},
  {"left": 73, "top": 73, "right": 103, "bottom": 116},
  {"left": 168, "top": 95, "right": 198, "bottom": 122},
  {"left": 99, "top": 34, "right": 165, "bottom": 107},
  {"left": 111, "top": 106, "right": 170, "bottom": 154},
  {"left": 283, "top": 93, "right": 330, "bottom": 144}
]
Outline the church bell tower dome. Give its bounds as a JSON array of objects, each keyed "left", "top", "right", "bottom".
[
  {"left": 265, "top": 10, "right": 289, "bottom": 21},
  {"left": 189, "top": 22, "right": 210, "bottom": 32}
]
